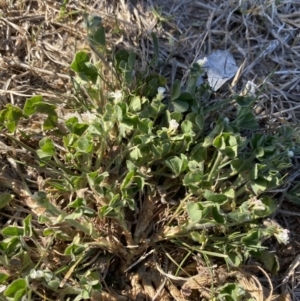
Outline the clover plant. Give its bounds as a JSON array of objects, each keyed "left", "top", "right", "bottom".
[{"left": 0, "top": 13, "right": 297, "bottom": 301}]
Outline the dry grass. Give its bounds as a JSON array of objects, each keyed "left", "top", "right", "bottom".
[{"left": 1, "top": 0, "right": 300, "bottom": 300}]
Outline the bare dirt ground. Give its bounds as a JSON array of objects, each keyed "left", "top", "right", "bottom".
[{"left": 1, "top": 0, "right": 300, "bottom": 300}]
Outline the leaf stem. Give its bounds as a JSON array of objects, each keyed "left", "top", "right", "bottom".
[{"left": 207, "top": 151, "right": 223, "bottom": 181}]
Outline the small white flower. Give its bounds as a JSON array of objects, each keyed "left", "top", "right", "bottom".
[
  {"left": 197, "top": 57, "right": 208, "bottom": 67},
  {"left": 242, "top": 80, "right": 257, "bottom": 97},
  {"left": 81, "top": 111, "right": 97, "bottom": 123},
  {"left": 249, "top": 198, "right": 266, "bottom": 211},
  {"left": 223, "top": 117, "right": 229, "bottom": 125},
  {"left": 274, "top": 228, "right": 289, "bottom": 245},
  {"left": 156, "top": 87, "right": 166, "bottom": 101},
  {"left": 63, "top": 111, "right": 97, "bottom": 124},
  {"left": 287, "top": 150, "right": 294, "bottom": 157},
  {"left": 253, "top": 200, "right": 265, "bottom": 211},
  {"left": 157, "top": 87, "right": 166, "bottom": 95},
  {"left": 169, "top": 119, "right": 179, "bottom": 131},
  {"left": 108, "top": 90, "right": 123, "bottom": 103},
  {"left": 63, "top": 112, "right": 81, "bottom": 121}
]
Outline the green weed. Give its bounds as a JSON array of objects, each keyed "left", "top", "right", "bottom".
[{"left": 0, "top": 14, "right": 298, "bottom": 301}]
